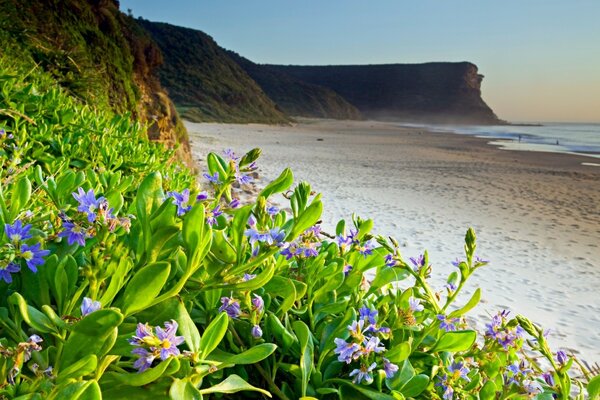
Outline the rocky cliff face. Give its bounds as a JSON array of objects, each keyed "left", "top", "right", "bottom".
[
  {"left": 137, "top": 20, "right": 289, "bottom": 124},
  {"left": 267, "top": 62, "right": 503, "bottom": 124},
  {"left": 0, "top": 0, "right": 192, "bottom": 165},
  {"left": 227, "top": 52, "right": 362, "bottom": 120}
]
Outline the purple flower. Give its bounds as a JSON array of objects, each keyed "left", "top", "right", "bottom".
[
  {"left": 336, "top": 229, "right": 358, "bottom": 249},
  {"left": 437, "top": 314, "right": 460, "bottom": 332},
  {"left": 166, "top": 189, "right": 191, "bottom": 216},
  {"left": 73, "top": 188, "right": 105, "bottom": 223},
  {"left": 4, "top": 220, "right": 32, "bottom": 243},
  {"left": 196, "top": 191, "right": 208, "bottom": 201},
  {"left": 333, "top": 338, "right": 361, "bottom": 364},
  {"left": 410, "top": 254, "right": 426, "bottom": 270},
  {"left": 384, "top": 254, "right": 397, "bottom": 267},
  {"left": 542, "top": 372, "right": 555, "bottom": 386},
  {"left": 229, "top": 198, "right": 240, "bottom": 209},
  {"left": 556, "top": 350, "right": 567, "bottom": 365},
  {"left": 155, "top": 320, "right": 184, "bottom": 360},
  {"left": 348, "top": 319, "right": 365, "bottom": 338},
  {"left": 359, "top": 306, "right": 378, "bottom": 325},
  {"left": 129, "top": 323, "right": 154, "bottom": 346},
  {"left": 448, "top": 361, "right": 471, "bottom": 382},
  {"left": 436, "top": 377, "right": 454, "bottom": 400},
  {"left": 203, "top": 172, "right": 221, "bottom": 184},
  {"left": 266, "top": 206, "right": 279, "bottom": 216},
  {"left": 358, "top": 241, "right": 374, "bottom": 258},
  {"left": 522, "top": 379, "right": 543, "bottom": 395},
  {"left": 343, "top": 264, "right": 353, "bottom": 276},
  {"left": 409, "top": 297, "right": 424, "bottom": 312},
  {"left": 382, "top": 358, "right": 399, "bottom": 379},
  {"left": 81, "top": 297, "right": 101, "bottom": 316},
  {"left": 132, "top": 347, "right": 155, "bottom": 372},
  {"left": 251, "top": 325, "right": 263, "bottom": 338},
  {"left": 243, "top": 273, "right": 256, "bottom": 281},
  {"left": 362, "top": 336, "right": 385, "bottom": 354},
  {"left": 252, "top": 294, "right": 264, "bottom": 312},
  {"left": 244, "top": 228, "right": 271, "bottom": 246},
  {"left": 206, "top": 205, "right": 222, "bottom": 226},
  {"left": 0, "top": 263, "right": 20, "bottom": 284},
  {"left": 349, "top": 362, "right": 377, "bottom": 385},
  {"left": 20, "top": 243, "right": 50, "bottom": 272},
  {"left": 59, "top": 220, "right": 88, "bottom": 246},
  {"left": 223, "top": 149, "right": 239, "bottom": 160},
  {"left": 475, "top": 256, "right": 489, "bottom": 265},
  {"left": 451, "top": 258, "right": 462, "bottom": 268},
  {"left": 235, "top": 171, "right": 252, "bottom": 185},
  {"left": 269, "top": 227, "right": 285, "bottom": 244},
  {"left": 219, "top": 297, "right": 242, "bottom": 318}
]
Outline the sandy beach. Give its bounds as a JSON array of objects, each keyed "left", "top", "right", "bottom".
[{"left": 185, "top": 118, "right": 600, "bottom": 364}]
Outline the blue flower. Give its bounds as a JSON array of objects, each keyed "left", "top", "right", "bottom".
[
  {"left": 522, "top": 379, "right": 543, "bottom": 395},
  {"left": 349, "top": 362, "right": 377, "bottom": 385},
  {"left": 73, "top": 188, "right": 105, "bottom": 223},
  {"left": 251, "top": 325, "right": 263, "bottom": 338},
  {"left": 362, "top": 336, "right": 385, "bottom": 354},
  {"left": 166, "top": 189, "right": 191, "bottom": 216},
  {"left": 448, "top": 361, "right": 471, "bottom": 382},
  {"left": 229, "top": 198, "right": 240, "bottom": 209},
  {"left": 206, "top": 205, "right": 222, "bottom": 226},
  {"left": 382, "top": 357, "right": 399, "bottom": 379},
  {"left": 81, "top": 297, "right": 101, "bottom": 316},
  {"left": 235, "top": 171, "right": 252, "bottom": 185},
  {"left": 266, "top": 206, "right": 279, "bottom": 216},
  {"left": 20, "top": 243, "right": 50, "bottom": 272},
  {"left": 333, "top": 338, "right": 361, "bottom": 364},
  {"left": 409, "top": 297, "right": 424, "bottom": 312},
  {"left": 132, "top": 347, "right": 155, "bottom": 372},
  {"left": 556, "top": 350, "right": 567, "bottom": 365},
  {"left": 343, "top": 264, "right": 353, "bottom": 276},
  {"left": 243, "top": 273, "right": 256, "bottom": 281},
  {"left": 223, "top": 149, "right": 239, "bottom": 160},
  {"left": 384, "top": 254, "right": 397, "bottom": 267},
  {"left": 244, "top": 228, "right": 271, "bottom": 246},
  {"left": 410, "top": 254, "right": 426, "bottom": 271},
  {"left": 437, "top": 314, "right": 460, "bottom": 332},
  {"left": 4, "top": 220, "right": 32, "bottom": 243},
  {"left": 252, "top": 294, "right": 264, "bottom": 312},
  {"left": 155, "top": 320, "right": 185, "bottom": 360},
  {"left": 219, "top": 297, "right": 242, "bottom": 318},
  {"left": 359, "top": 306, "right": 378, "bottom": 325},
  {"left": 436, "top": 376, "right": 454, "bottom": 400},
  {"left": 358, "top": 241, "right": 374, "bottom": 257},
  {"left": 0, "top": 262, "right": 20, "bottom": 283},
  {"left": 451, "top": 258, "right": 462, "bottom": 268},
  {"left": 196, "top": 191, "right": 209, "bottom": 201},
  {"left": 203, "top": 172, "right": 221, "bottom": 184},
  {"left": 59, "top": 220, "right": 88, "bottom": 246},
  {"left": 269, "top": 227, "right": 285, "bottom": 244}
]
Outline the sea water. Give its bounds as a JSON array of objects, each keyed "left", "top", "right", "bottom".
[{"left": 402, "top": 122, "right": 600, "bottom": 161}]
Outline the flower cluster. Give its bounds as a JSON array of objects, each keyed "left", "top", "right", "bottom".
[
  {"left": 337, "top": 228, "right": 374, "bottom": 257},
  {"left": 280, "top": 225, "right": 322, "bottom": 259},
  {"left": 219, "top": 292, "right": 265, "bottom": 338},
  {"left": 244, "top": 215, "right": 285, "bottom": 256},
  {"left": 1, "top": 220, "right": 50, "bottom": 283},
  {"left": 129, "top": 320, "right": 184, "bottom": 372},
  {"left": 436, "top": 360, "right": 472, "bottom": 400},
  {"left": 59, "top": 188, "right": 130, "bottom": 247},
  {"left": 333, "top": 306, "right": 398, "bottom": 384},
  {"left": 484, "top": 310, "right": 525, "bottom": 350}
]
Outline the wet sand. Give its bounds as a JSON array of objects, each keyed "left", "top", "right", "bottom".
[{"left": 186, "top": 118, "right": 600, "bottom": 363}]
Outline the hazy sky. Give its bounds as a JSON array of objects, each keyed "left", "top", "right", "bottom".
[{"left": 120, "top": 0, "right": 600, "bottom": 123}]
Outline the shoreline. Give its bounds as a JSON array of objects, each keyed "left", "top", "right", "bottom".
[{"left": 185, "top": 118, "right": 600, "bottom": 363}]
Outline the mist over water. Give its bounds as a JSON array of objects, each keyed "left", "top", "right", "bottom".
[{"left": 401, "top": 122, "right": 600, "bottom": 159}]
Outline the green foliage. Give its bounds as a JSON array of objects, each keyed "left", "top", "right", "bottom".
[{"left": 0, "top": 47, "right": 595, "bottom": 400}]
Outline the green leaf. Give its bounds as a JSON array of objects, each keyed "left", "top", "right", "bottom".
[
  {"left": 214, "top": 263, "right": 274, "bottom": 292},
  {"left": 479, "top": 380, "right": 497, "bottom": 400},
  {"left": 170, "top": 378, "right": 202, "bottom": 400},
  {"left": 135, "top": 172, "right": 164, "bottom": 220},
  {"left": 331, "top": 379, "right": 395, "bottom": 400},
  {"left": 10, "top": 176, "right": 31, "bottom": 219},
  {"left": 259, "top": 168, "right": 293, "bottom": 199},
  {"left": 199, "top": 312, "right": 229, "bottom": 359},
  {"left": 198, "top": 374, "right": 271, "bottom": 397},
  {"left": 449, "top": 288, "right": 481, "bottom": 318},
  {"left": 399, "top": 374, "right": 429, "bottom": 397},
  {"left": 60, "top": 309, "right": 123, "bottom": 368},
  {"left": 121, "top": 262, "right": 170, "bottom": 315},
  {"left": 385, "top": 342, "right": 411, "bottom": 364},
  {"left": 182, "top": 202, "right": 209, "bottom": 272},
  {"left": 104, "top": 357, "right": 179, "bottom": 387},
  {"left": 588, "top": 374, "right": 600, "bottom": 399},
  {"left": 293, "top": 320, "right": 314, "bottom": 397},
  {"left": 431, "top": 330, "right": 476, "bottom": 353},
  {"left": 8, "top": 292, "right": 56, "bottom": 333},
  {"left": 175, "top": 300, "right": 201, "bottom": 354},
  {"left": 207, "top": 344, "right": 277, "bottom": 365},
  {"left": 288, "top": 198, "right": 323, "bottom": 240},
  {"left": 57, "top": 354, "right": 97, "bottom": 384}
]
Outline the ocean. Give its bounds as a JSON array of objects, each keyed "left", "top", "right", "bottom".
[{"left": 401, "top": 122, "right": 600, "bottom": 161}]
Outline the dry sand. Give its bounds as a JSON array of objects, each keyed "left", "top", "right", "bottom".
[{"left": 185, "top": 118, "right": 600, "bottom": 364}]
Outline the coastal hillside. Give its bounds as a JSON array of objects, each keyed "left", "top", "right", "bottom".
[
  {"left": 0, "top": 0, "right": 192, "bottom": 164},
  {"left": 226, "top": 51, "right": 362, "bottom": 120},
  {"left": 137, "top": 20, "right": 290, "bottom": 124},
  {"left": 267, "top": 62, "right": 503, "bottom": 124}
]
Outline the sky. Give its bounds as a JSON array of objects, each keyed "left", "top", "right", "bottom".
[{"left": 119, "top": 0, "right": 600, "bottom": 123}]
